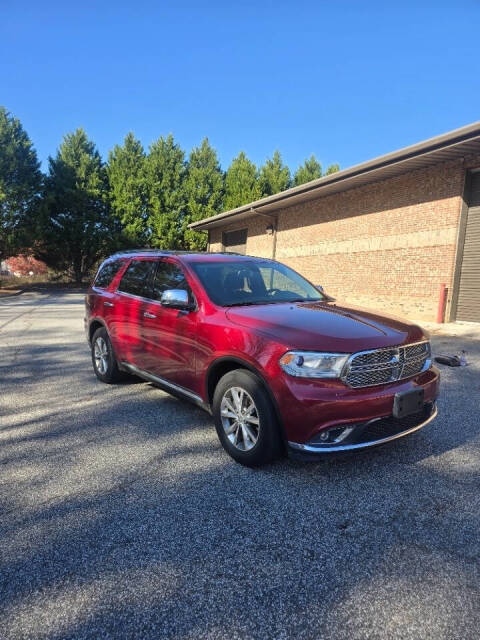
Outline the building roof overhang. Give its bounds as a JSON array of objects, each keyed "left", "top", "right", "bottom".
[{"left": 189, "top": 122, "right": 480, "bottom": 231}]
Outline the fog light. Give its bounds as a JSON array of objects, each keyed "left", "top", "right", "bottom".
[{"left": 314, "top": 425, "right": 356, "bottom": 445}]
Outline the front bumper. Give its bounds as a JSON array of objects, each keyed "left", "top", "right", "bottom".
[
  {"left": 271, "top": 365, "right": 439, "bottom": 444},
  {"left": 288, "top": 401, "right": 437, "bottom": 458}
]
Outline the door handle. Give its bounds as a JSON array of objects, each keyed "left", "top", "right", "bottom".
[
  {"left": 144, "top": 311, "right": 156, "bottom": 319},
  {"left": 103, "top": 301, "right": 114, "bottom": 307}
]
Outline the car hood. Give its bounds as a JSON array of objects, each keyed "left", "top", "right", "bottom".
[{"left": 225, "top": 300, "right": 427, "bottom": 352}]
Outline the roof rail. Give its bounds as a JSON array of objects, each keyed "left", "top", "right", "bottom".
[
  {"left": 108, "top": 248, "right": 257, "bottom": 258},
  {"left": 111, "top": 248, "right": 173, "bottom": 255}
]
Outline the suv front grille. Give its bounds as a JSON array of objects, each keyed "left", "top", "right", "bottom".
[{"left": 342, "top": 341, "right": 431, "bottom": 388}]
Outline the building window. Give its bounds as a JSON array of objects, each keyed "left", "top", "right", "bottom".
[{"left": 222, "top": 228, "right": 247, "bottom": 254}]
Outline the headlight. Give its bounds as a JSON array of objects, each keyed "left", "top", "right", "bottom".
[{"left": 279, "top": 351, "right": 350, "bottom": 378}]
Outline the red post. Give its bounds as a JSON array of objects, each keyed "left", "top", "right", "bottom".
[{"left": 437, "top": 283, "right": 447, "bottom": 323}]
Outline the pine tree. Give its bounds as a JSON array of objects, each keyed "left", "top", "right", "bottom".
[
  {"left": 224, "top": 151, "right": 261, "bottom": 210},
  {"left": 107, "top": 132, "right": 148, "bottom": 247},
  {"left": 293, "top": 154, "right": 322, "bottom": 186},
  {"left": 325, "top": 163, "right": 340, "bottom": 175},
  {"left": 183, "top": 138, "right": 224, "bottom": 250},
  {"left": 0, "top": 107, "right": 42, "bottom": 260},
  {"left": 259, "top": 150, "right": 291, "bottom": 197},
  {"left": 146, "top": 134, "right": 186, "bottom": 249},
  {"left": 37, "top": 129, "right": 111, "bottom": 283}
]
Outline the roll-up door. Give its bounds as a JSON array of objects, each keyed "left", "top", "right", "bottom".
[{"left": 456, "top": 172, "right": 480, "bottom": 322}]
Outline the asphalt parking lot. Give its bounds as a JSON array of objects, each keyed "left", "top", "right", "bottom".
[{"left": 1, "top": 291, "right": 479, "bottom": 639}]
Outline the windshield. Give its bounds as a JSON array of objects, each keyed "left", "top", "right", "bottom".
[{"left": 190, "top": 259, "right": 324, "bottom": 307}]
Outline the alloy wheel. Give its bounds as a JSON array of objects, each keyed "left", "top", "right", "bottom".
[
  {"left": 220, "top": 386, "right": 260, "bottom": 451},
  {"left": 94, "top": 336, "right": 109, "bottom": 375}
]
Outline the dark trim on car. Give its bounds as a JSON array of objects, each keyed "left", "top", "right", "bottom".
[
  {"left": 87, "top": 317, "right": 108, "bottom": 344},
  {"left": 121, "top": 361, "right": 211, "bottom": 413},
  {"left": 205, "top": 356, "right": 288, "bottom": 450}
]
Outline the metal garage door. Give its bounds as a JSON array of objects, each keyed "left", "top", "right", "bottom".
[
  {"left": 222, "top": 228, "right": 247, "bottom": 254},
  {"left": 456, "top": 172, "right": 480, "bottom": 322}
]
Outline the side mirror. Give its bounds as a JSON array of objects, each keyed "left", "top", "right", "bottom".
[{"left": 160, "top": 289, "right": 192, "bottom": 310}]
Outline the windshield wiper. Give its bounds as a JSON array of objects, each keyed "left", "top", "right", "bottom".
[
  {"left": 224, "top": 297, "right": 322, "bottom": 307},
  {"left": 224, "top": 300, "right": 275, "bottom": 307}
]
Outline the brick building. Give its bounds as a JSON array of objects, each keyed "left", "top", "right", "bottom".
[{"left": 189, "top": 123, "right": 480, "bottom": 323}]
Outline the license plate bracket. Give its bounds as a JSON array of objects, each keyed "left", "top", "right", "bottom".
[{"left": 393, "top": 388, "right": 425, "bottom": 419}]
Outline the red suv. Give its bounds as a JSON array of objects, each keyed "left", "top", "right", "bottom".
[{"left": 85, "top": 250, "right": 439, "bottom": 466}]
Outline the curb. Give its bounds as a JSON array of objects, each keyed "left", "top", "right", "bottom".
[{"left": 0, "top": 289, "right": 25, "bottom": 298}]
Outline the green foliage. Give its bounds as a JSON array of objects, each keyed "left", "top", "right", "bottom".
[
  {"left": 183, "top": 138, "right": 224, "bottom": 250},
  {"left": 107, "top": 132, "right": 148, "bottom": 246},
  {"left": 1, "top": 107, "right": 342, "bottom": 276},
  {"left": 37, "top": 129, "right": 112, "bottom": 283},
  {"left": 259, "top": 150, "right": 291, "bottom": 197},
  {"left": 224, "top": 151, "right": 261, "bottom": 210},
  {"left": 325, "top": 163, "right": 340, "bottom": 175},
  {"left": 293, "top": 154, "right": 322, "bottom": 186},
  {"left": 146, "top": 134, "right": 186, "bottom": 249},
  {"left": 0, "top": 106, "right": 42, "bottom": 259}
]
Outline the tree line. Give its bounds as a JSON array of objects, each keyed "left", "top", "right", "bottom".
[{"left": 0, "top": 106, "right": 339, "bottom": 282}]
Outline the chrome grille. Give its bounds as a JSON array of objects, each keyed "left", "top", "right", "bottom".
[
  {"left": 342, "top": 341, "right": 431, "bottom": 388},
  {"left": 350, "top": 348, "right": 398, "bottom": 367},
  {"left": 404, "top": 342, "right": 430, "bottom": 359}
]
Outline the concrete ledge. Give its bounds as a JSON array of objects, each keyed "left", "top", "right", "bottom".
[
  {"left": 0, "top": 289, "right": 24, "bottom": 298},
  {"left": 422, "top": 321, "right": 480, "bottom": 336}
]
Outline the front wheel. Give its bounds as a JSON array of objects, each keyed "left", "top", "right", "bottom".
[{"left": 212, "top": 369, "right": 282, "bottom": 467}]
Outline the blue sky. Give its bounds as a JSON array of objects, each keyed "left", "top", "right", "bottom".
[{"left": 1, "top": 1, "right": 479, "bottom": 173}]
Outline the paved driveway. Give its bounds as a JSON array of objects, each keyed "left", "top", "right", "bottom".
[{"left": 1, "top": 292, "right": 479, "bottom": 639}]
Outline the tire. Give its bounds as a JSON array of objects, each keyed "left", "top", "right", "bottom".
[
  {"left": 91, "top": 326, "right": 124, "bottom": 384},
  {"left": 212, "top": 369, "right": 282, "bottom": 467}
]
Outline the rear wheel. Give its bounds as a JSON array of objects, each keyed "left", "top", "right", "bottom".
[
  {"left": 212, "top": 369, "right": 282, "bottom": 467},
  {"left": 91, "top": 327, "right": 124, "bottom": 384}
]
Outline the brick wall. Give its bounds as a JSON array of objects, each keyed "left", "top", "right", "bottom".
[{"left": 209, "top": 158, "right": 480, "bottom": 322}]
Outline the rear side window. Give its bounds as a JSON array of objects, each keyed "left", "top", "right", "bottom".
[
  {"left": 117, "top": 260, "right": 156, "bottom": 298},
  {"left": 152, "top": 261, "right": 192, "bottom": 301},
  {"left": 94, "top": 259, "right": 125, "bottom": 289}
]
